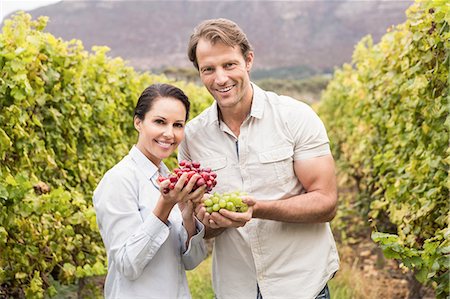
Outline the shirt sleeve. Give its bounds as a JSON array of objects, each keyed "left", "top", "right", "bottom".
[
  {"left": 180, "top": 218, "right": 207, "bottom": 270},
  {"left": 288, "top": 101, "right": 331, "bottom": 160},
  {"left": 93, "top": 168, "right": 170, "bottom": 281},
  {"left": 178, "top": 136, "right": 191, "bottom": 162}
]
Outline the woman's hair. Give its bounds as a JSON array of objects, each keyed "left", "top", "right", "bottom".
[
  {"left": 134, "top": 83, "right": 190, "bottom": 121},
  {"left": 187, "top": 18, "right": 254, "bottom": 70}
]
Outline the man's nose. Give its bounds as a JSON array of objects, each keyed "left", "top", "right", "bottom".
[{"left": 215, "top": 68, "right": 228, "bottom": 85}]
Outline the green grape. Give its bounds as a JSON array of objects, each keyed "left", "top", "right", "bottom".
[
  {"left": 204, "top": 198, "right": 213, "bottom": 207},
  {"left": 207, "top": 191, "right": 249, "bottom": 213},
  {"left": 219, "top": 199, "right": 227, "bottom": 208},
  {"left": 203, "top": 191, "right": 248, "bottom": 213},
  {"left": 226, "top": 201, "right": 236, "bottom": 212},
  {"left": 239, "top": 205, "right": 248, "bottom": 212}
]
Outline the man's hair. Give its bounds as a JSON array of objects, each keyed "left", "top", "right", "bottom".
[{"left": 187, "top": 18, "right": 254, "bottom": 70}]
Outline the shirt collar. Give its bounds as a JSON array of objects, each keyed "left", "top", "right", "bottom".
[
  {"left": 206, "top": 100, "right": 220, "bottom": 125},
  {"left": 129, "top": 145, "right": 168, "bottom": 181},
  {"left": 206, "top": 82, "right": 265, "bottom": 125},
  {"left": 249, "top": 82, "right": 265, "bottom": 119}
]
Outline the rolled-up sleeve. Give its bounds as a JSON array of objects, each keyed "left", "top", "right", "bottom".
[{"left": 180, "top": 218, "right": 207, "bottom": 270}]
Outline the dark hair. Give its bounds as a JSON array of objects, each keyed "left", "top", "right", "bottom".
[
  {"left": 134, "top": 83, "right": 190, "bottom": 121},
  {"left": 188, "top": 18, "right": 254, "bottom": 70}
]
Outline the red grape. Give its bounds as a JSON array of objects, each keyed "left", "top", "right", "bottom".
[{"left": 157, "top": 160, "right": 217, "bottom": 193}]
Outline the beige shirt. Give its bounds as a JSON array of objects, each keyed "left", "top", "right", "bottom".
[{"left": 178, "top": 84, "right": 339, "bottom": 299}]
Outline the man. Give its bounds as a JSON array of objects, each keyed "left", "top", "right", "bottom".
[{"left": 178, "top": 18, "right": 339, "bottom": 299}]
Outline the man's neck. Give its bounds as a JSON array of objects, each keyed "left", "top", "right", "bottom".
[
  {"left": 219, "top": 100, "right": 251, "bottom": 137},
  {"left": 218, "top": 83, "right": 254, "bottom": 137}
]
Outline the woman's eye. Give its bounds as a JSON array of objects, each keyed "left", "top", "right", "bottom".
[
  {"left": 154, "top": 119, "right": 164, "bottom": 124},
  {"left": 174, "top": 123, "right": 184, "bottom": 128}
]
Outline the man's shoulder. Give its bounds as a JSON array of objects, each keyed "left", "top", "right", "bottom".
[
  {"left": 255, "top": 83, "right": 310, "bottom": 110},
  {"left": 262, "top": 90, "right": 314, "bottom": 116},
  {"left": 185, "top": 105, "right": 214, "bottom": 133}
]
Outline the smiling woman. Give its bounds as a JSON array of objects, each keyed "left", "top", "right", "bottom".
[{"left": 93, "top": 83, "right": 208, "bottom": 299}]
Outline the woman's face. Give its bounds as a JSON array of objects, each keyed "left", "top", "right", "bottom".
[{"left": 134, "top": 97, "right": 186, "bottom": 166}]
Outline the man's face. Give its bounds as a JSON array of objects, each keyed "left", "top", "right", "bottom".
[{"left": 196, "top": 38, "right": 254, "bottom": 111}]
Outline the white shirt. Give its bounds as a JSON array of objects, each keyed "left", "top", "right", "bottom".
[
  {"left": 93, "top": 146, "right": 207, "bottom": 299},
  {"left": 178, "top": 83, "right": 340, "bottom": 299}
]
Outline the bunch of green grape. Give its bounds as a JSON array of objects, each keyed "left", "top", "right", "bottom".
[{"left": 203, "top": 191, "right": 249, "bottom": 213}]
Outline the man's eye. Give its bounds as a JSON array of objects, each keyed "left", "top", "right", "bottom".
[{"left": 202, "top": 67, "right": 213, "bottom": 74}]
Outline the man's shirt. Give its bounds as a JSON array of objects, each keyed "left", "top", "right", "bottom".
[{"left": 179, "top": 83, "right": 339, "bottom": 299}]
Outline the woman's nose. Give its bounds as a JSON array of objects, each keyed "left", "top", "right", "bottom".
[{"left": 162, "top": 126, "right": 174, "bottom": 137}]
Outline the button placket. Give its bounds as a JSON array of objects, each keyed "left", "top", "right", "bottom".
[
  {"left": 246, "top": 221, "right": 265, "bottom": 283},
  {"left": 238, "top": 122, "right": 250, "bottom": 191}
]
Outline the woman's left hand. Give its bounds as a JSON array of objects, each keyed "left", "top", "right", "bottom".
[{"left": 178, "top": 183, "right": 206, "bottom": 221}]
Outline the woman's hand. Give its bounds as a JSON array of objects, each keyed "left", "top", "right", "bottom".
[
  {"left": 178, "top": 180, "right": 206, "bottom": 221},
  {"left": 154, "top": 173, "right": 204, "bottom": 224},
  {"left": 171, "top": 173, "right": 206, "bottom": 244}
]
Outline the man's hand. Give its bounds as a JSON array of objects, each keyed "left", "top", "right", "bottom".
[{"left": 194, "top": 196, "right": 256, "bottom": 236}]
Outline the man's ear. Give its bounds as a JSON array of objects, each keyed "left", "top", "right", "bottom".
[{"left": 245, "top": 51, "right": 254, "bottom": 71}]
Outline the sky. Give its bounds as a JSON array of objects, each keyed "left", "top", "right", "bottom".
[{"left": 0, "top": 0, "right": 61, "bottom": 23}]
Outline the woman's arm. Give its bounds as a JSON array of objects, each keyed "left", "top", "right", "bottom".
[{"left": 93, "top": 171, "right": 171, "bottom": 281}]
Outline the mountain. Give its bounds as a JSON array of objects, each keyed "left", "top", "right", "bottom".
[{"left": 8, "top": 0, "right": 413, "bottom": 77}]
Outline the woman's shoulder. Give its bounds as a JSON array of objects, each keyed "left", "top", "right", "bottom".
[{"left": 98, "top": 155, "right": 137, "bottom": 186}]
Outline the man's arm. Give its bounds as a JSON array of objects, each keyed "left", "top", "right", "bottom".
[
  {"left": 214, "top": 154, "right": 337, "bottom": 224},
  {"left": 252, "top": 154, "right": 337, "bottom": 222}
]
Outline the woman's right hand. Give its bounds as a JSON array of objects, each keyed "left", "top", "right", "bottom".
[
  {"left": 178, "top": 176, "right": 206, "bottom": 221},
  {"left": 153, "top": 173, "right": 203, "bottom": 224},
  {"left": 159, "top": 172, "right": 200, "bottom": 205}
]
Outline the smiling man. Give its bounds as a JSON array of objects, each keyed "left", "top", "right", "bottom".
[{"left": 178, "top": 18, "right": 340, "bottom": 299}]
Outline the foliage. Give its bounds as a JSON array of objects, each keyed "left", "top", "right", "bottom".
[
  {"left": 186, "top": 255, "right": 214, "bottom": 299},
  {"left": 256, "top": 75, "right": 331, "bottom": 103},
  {"left": 251, "top": 64, "right": 319, "bottom": 80},
  {"left": 318, "top": 0, "right": 449, "bottom": 296},
  {"left": 0, "top": 174, "right": 103, "bottom": 298},
  {"left": 0, "top": 12, "right": 213, "bottom": 297}
]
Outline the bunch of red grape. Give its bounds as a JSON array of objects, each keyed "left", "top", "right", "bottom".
[
  {"left": 158, "top": 160, "right": 217, "bottom": 194},
  {"left": 204, "top": 191, "right": 249, "bottom": 213}
]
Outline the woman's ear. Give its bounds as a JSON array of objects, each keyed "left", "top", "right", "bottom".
[{"left": 134, "top": 116, "right": 142, "bottom": 132}]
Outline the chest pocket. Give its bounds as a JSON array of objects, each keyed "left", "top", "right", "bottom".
[
  {"left": 258, "top": 147, "right": 294, "bottom": 185},
  {"left": 198, "top": 156, "right": 234, "bottom": 193},
  {"left": 199, "top": 156, "right": 227, "bottom": 172}
]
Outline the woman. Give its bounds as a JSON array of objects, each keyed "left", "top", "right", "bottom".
[{"left": 93, "top": 83, "right": 207, "bottom": 298}]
